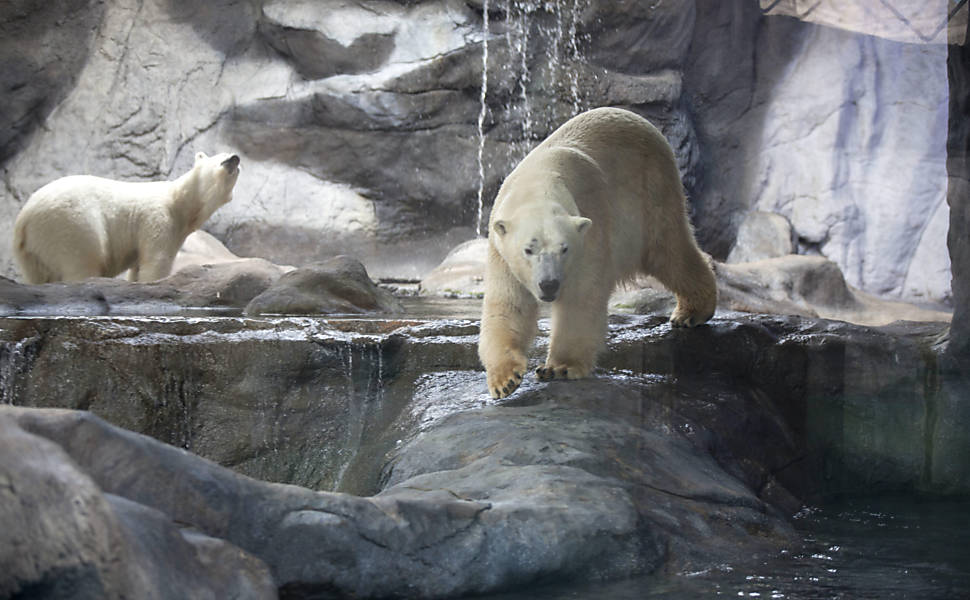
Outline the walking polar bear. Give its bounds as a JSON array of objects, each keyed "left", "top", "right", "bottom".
[
  {"left": 13, "top": 152, "right": 240, "bottom": 283},
  {"left": 479, "top": 107, "right": 717, "bottom": 398}
]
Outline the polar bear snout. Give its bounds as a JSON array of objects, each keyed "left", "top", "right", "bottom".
[
  {"left": 535, "top": 253, "right": 563, "bottom": 302},
  {"left": 538, "top": 277, "right": 560, "bottom": 302},
  {"left": 221, "top": 154, "right": 240, "bottom": 175}
]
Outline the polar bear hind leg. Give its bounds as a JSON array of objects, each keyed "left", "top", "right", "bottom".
[{"left": 646, "top": 223, "right": 717, "bottom": 327}]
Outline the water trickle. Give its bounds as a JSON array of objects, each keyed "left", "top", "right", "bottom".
[
  {"left": 565, "top": 0, "right": 584, "bottom": 114},
  {"left": 0, "top": 339, "right": 30, "bottom": 405},
  {"left": 473, "top": 0, "right": 590, "bottom": 233},
  {"left": 475, "top": 0, "right": 491, "bottom": 238}
]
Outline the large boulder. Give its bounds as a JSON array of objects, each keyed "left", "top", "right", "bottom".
[
  {"left": 244, "top": 255, "right": 404, "bottom": 316},
  {"left": 726, "top": 211, "right": 796, "bottom": 264},
  {"left": 0, "top": 410, "right": 275, "bottom": 599}
]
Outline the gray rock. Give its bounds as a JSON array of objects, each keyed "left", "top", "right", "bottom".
[
  {"left": 419, "top": 238, "right": 487, "bottom": 297},
  {"left": 244, "top": 255, "right": 404, "bottom": 315},
  {"left": 684, "top": 2, "right": 951, "bottom": 303},
  {"left": 0, "top": 276, "right": 111, "bottom": 316},
  {"left": 0, "top": 0, "right": 104, "bottom": 164},
  {"left": 2, "top": 312, "right": 967, "bottom": 597},
  {"left": 727, "top": 211, "right": 795, "bottom": 263},
  {"left": 947, "top": 26, "right": 970, "bottom": 364},
  {"left": 0, "top": 258, "right": 286, "bottom": 317},
  {"left": 171, "top": 230, "right": 258, "bottom": 273},
  {"left": 0, "top": 411, "right": 275, "bottom": 599},
  {"left": 0, "top": 403, "right": 784, "bottom": 599}
]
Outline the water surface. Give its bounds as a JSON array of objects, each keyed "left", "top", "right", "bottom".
[{"left": 477, "top": 496, "right": 970, "bottom": 599}]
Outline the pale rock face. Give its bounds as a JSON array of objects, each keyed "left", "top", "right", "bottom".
[
  {"left": 747, "top": 24, "right": 950, "bottom": 302},
  {"left": 727, "top": 211, "right": 795, "bottom": 264}
]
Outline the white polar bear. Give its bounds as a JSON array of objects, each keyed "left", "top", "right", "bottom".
[
  {"left": 13, "top": 152, "right": 240, "bottom": 283},
  {"left": 479, "top": 107, "right": 717, "bottom": 398}
]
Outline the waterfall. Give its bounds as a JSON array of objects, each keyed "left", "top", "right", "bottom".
[
  {"left": 474, "top": 0, "right": 588, "bottom": 237},
  {"left": 475, "top": 0, "right": 490, "bottom": 238}
]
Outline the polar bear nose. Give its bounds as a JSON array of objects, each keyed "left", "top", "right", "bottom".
[
  {"left": 539, "top": 278, "right": 560, "bottom": 300},
  {"left": 221, "top": 155, "right": 240, "bottom": 173}
]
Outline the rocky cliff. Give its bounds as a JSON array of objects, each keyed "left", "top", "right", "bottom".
[{"left": 0, "top": 0, "right": 957, "bottom": 301}]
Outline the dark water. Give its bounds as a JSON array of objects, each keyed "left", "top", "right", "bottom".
[{"left": 476, "top": 496, "right": 970, "bottom": 600}]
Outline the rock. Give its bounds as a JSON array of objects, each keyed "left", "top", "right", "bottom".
[
  {"left": 164, "top": 259, "right": 288, "bottom": 310},
  {"left": 684, "top": 2, "right": 951, "bottom": 303},
  {"left": 0, "top": 276, "right": 111, "bottom": 316},
  {"left": 947, "top": 22, "right": 970, "bottom": 364},
  {"left": 762, "top": 0, "right": 950, "bottom": 44},
  {"left": 0, "top": 0, "right": 105, "bottom": 164},
  {"left": 714, "top": 257, "right": 952, "bottom": 325},
  {"left": 423, "top": 241, "right": 951, "bottom": 327},
  {"left": 0, "top": 0, "right": 956, "bottom": 303},
  {"left": 0, "top": 258, "right": 286, "bottom": 317},
  {"left": 244, "top": 255, "right": 404, "bottom": 316},
  {"left": 0, "top": 404, "right": 785, "bottom": 598},
  {"left": 2, "top": 312, "right": 967, "bottom": 597},
  {"left": 171, "top": 230, "right": 251, "bottom": 273},
  {"left": 419, "top": 238, "right": 487, "bottom": 297},
  {"left": 0, "top": 410, "right": 275, "bottom": 599},
  {"left": 727, "top": 211, "right": 795, "bottom": 263}
]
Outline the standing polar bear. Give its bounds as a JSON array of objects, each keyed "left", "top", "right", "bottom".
[
  {"left": 13, "top": 152, "right": 240, "bottom": 283},
  {"left": 479, "top": 107, "right": 716, "bottom": 398}
]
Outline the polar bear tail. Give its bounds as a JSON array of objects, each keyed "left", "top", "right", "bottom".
[{"left": 12, "top": 226, "right": 56, "bottom": 284}]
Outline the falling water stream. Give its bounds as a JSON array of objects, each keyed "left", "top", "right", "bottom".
[
  {"left": 474, "top": 0, "right": 589, "bottom": 237},
  {"left": 475, "top": 0, "right": 490, "bottom": 237}
]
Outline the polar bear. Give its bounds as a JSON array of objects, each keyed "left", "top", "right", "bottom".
[
  {"left": 479, "top": 107, "right": 716, "bottom": 398},
  {"left": 13, "top": 152, "right": 240, "bottom": 284}
]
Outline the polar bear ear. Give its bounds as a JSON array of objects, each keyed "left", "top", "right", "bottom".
[
  {"left": 493, "top": 220, "right": 510, "bottom": 237},
  {"left": 195, "top": 151, "right": 208, "bottom": 164},
  {"left": 574, "top": 217, "right": 592, "bottom": 235}
]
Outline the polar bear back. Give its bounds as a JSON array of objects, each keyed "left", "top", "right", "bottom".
[{"left": 494, "top": 107, "right": 688, "bottom": 283}]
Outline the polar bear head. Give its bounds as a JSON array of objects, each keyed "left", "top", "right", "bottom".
[
  {"left": 492, "top": 208, "right": 592, "bottom": 302},
  {"left": 188, "top": 151, "right": 241, "bottom": 217}
]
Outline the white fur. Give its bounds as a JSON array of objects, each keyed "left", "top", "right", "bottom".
[
  {"left": 479, "top": 107, "right": 717, "bottom": 398},
  {"left": 13, "top": 152, "right": 240, "bottom": 283}
]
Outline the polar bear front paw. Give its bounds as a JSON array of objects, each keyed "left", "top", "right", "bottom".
[
  {"left": 536, "top": 362, "right": 590, "bottom": 381},
  {"left": 487, "top": 359, "right": 527, "bottom": 399}
]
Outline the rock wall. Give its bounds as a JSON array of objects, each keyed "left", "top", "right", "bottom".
[
  {"left": 0, "top": 0, "right": 956, "bottom": 304},
  {"left": 947, "top": 20, "right": 970, "bottom": 363}
]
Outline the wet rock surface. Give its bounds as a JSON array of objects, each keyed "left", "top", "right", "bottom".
[{"left": 1, "top": 311, "right": 966, "bottom": 597}]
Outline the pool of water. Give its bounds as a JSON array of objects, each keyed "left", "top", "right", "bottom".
[{"left": 477, "top": 496, "right": 970, "bottom": 600}]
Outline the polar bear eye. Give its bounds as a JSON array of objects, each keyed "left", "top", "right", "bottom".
[
  {"left": 524, "top": 248, "right": 534, "bottom": 256},
  {"left": 561, "top": 245, "right": 568, "bottom": 254}
]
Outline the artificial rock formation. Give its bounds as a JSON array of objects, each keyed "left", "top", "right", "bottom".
[
  {"left": 0, "top": 0, "right": 956, "bottom": 305},
  {"left": 2, "top": 312, "right": 967, "bottom": 597}
]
